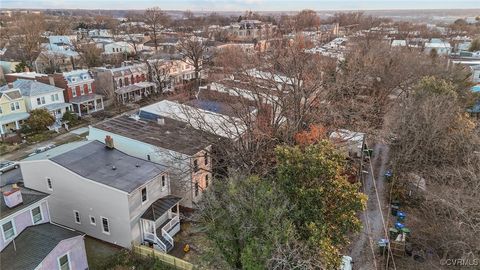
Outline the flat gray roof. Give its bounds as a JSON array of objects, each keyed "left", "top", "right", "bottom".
[
  {"left": 51, "top": 141, "right": 167, "bottom": 193},
  {"left": 94, "top": 115, "right": 220, "bottom": 156},
  {"left": 0, "top": 185, "right": 48, "bottom": 219}
]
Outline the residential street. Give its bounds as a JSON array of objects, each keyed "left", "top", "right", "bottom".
[
  {"left": 1, "top": 126, "right": 89, "bottom": 161},
  {"left": 348, "top": 143, "right": 390, "bottom": 270}
]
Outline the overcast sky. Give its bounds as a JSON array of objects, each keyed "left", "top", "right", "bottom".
[{"left": 1, "top": 0, "right": 479, "bottom": 11}]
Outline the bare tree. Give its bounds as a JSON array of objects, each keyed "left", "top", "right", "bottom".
[
  {"left": 144, "top": 7, "right": 169, "bottom": 51},
  {"left": 11, "top": 13, "right": 46, "bottom": 64},
  {"left": 176, "top": 35, "right": 209, "bottom": 94}
]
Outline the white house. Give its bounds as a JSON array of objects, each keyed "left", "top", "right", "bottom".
[
  {"left": 104, "top": 41, "right": 138, "bottom": 54},
  {"left": 0, "top": 79, "right": 72, "bottom": 121},
  {"left": 21, "top": 140, "right": 181, "bottom": 252},
  {"left": 424, "top": 40, "right": 452, "bottom": 55}
]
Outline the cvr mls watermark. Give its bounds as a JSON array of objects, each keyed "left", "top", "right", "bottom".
[{"left": 440, "top": 258, "right": 479, "bottom": 267}]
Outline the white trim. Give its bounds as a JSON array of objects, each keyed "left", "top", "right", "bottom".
[
  {"left": 21, "top": 160, "right": 130, "bottom": 195},
  {"left": 30, "top": 205, "right": 44, "bottom": 224},
  {"left": 73, "top": 210, "right": 81, "bottom": 224},
  {"left": 89, "top": 215, "right": 96, "bottom": 226},
  {"left": 1, "top": 219, "right": 16, "bottom": 242},
  {"left": 57, "top": 252, "right": 71, "bottom": 270},
  {"left": 100, "top": 216, "right": 110, "bottom": 235}
]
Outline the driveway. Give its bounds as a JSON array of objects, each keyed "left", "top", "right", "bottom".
[{"left": 348, "top": 143, "right": 390, "bottom": 269}]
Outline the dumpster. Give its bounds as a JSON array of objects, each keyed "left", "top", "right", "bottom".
[{"left": 396, "top": 211, "right": 406, "bottom": 222}]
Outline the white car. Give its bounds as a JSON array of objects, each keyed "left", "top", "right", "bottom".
[
  {"left": 28, "top": 144, "right": 56, "bottom": 157},
  {"left": 0, "top": 161, "right": 19, "bottom": 175}
]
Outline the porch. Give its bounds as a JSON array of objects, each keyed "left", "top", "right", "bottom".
[
  {"left": 71, "top": 94, "right": 104, "bottom": 117},
  {"left": 140, "top": 195, "right": 182, "bottom": 253},
  {"left": 42, "top": 102, "right": 73, "bottom": 122},
  {"left": 0, "top": 112, "right": 30, "bottom": 136},
  {"left": 115, "top": 82, "right": 157, "bottom": 104}
]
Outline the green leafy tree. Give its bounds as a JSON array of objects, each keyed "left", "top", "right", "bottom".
[
  {"left": 26, "top": 109, "right": 55, "bottom": 132},
  {"left": 196, "top": 175, "right": 295, "bottom": 269},
  {"left": 61, "top": 110, "right": 78, "bottom": 125},
  {"left": 275, "top": 141, "right": 367, "bottom": 267},
  {"left": 14, "top": 61, "right": 28, "bottom": 72}
]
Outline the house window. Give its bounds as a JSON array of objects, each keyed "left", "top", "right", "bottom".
[
  {"left": 147, "top": 154, "right": 151, "bottom": 161},
  {"left": 31, "top": 206, "right": 43, "bottom": 224},
  {"left": 51, "top": 93, "right": 59, "bottom": 101},
  {"left": 58, "top": 253, "right": 70, "bottom": 270},
  {"left": 141, "top": 187, "right": 147, "bottom": 203},
  {"left": 1, "top": 221, "right": 15, "bottom": 241},
  {"left": 90, "top": 216, "right": 96, "bottom": 226},
  {"left": 204, "top": 152, "right": 209, "bottom": 165},
  {"left": 101, "top": 217, "right": 110, "bottom": 234},
  {"left": 80, "top": 86, "right": 85, "bottom": 95},
  {"left": 194, "top": 182, "right": 199, "bottom": 197},
  {"left": 205, "top": 174, "right": 209, "bottom": 188},
  {"left": 88, "top": 84, "right": 93, "bottom": 93},
  {"left": 161, "top": 175, "right": 166, "bottom": 187},
  {"left": 193, "top": 159, "right": 199, "bottom": 172},
  {"left": 47, "top": 178, "right": 53, "bottom": 190},
  {"left": 0, "top": 106, "right": 2, "bottom": 114},
  {"left": 10, "top": 102, "right": 20, "bottom": 111},
  {"left": 72, "top": 88, "right": 77, "bottom": 97},
  {"left": 74, "top": 210, "right": 80, "bottom": 224}
]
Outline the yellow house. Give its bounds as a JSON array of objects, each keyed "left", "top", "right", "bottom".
[{"left": 0, "top": 87, "right": 29, "bottom": 136}]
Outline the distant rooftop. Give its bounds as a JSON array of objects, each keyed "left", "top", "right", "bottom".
[
  {"left": 0, "top": 79, "right": 63, "bottom": 97},
  {"left": 93, "top": 114, "right": 219, "bottom": 155},
  {"left": 0, "top": 223, "right": 82, "bottom": 270},
  {"left": 50, "top": 140, "right": 167, "bottom": 193},
  {"left": 0, "top": 185, "right": 48, "bottom": 219}
]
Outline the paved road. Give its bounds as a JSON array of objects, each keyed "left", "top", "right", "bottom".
[
  {"left": 0, "top": 167, "right": 22, "bottom": 186},
  {"left": 1, "top": 126, "right": 89, "bottom": 162},
  {"left": 348, "top": 143, "right": 390, "bottom": 270}
]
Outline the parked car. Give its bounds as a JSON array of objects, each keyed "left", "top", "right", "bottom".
[
  {"left": 28, "top": 144, "right": 56, "bottom": 157},
  {"left": 0, "top": 161, "right": 19, "bottom": 175}
]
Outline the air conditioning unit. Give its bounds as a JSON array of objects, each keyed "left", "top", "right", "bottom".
[{"left": 3, "top": 188, "right": 23, "bottom": 208}]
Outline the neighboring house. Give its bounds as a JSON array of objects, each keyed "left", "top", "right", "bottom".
[
  {"left": 104, "top": 41, "right": 138, "bottom": 54},
  {"left": 35, "top": 70, "right": 104, "bottom": 117},
  {"left": 391, "top": 40, "right": 407, "bottom": 47},
  {"left": 88, "top": 114, "right": 219, "bottom": 208},
  {"left": 0, "top": 184, "right": 89, "bottom": 270},
  {"left": 424, "top": 40, "right": 452, "bottom": 55},
  {"left": 93, "top": 63, "right": 155, "bottom": 104},
  {"left": 0, "top": 79, "right": 72, "bottom": 121},
  {"left": 0, "top": 87, "right": 29, "bottom": 136},
  {"left": 148, "top": 55, "right": 197, "bottom": 93},
  {"left": 224, "top": 20, "right": 276, "bottom": 42},
  {"left": 35, "top": 50, "right": 82, "bottom": 74},
  {"left": 329, "top": 129, "right": 366, "bottom": 159},
  {"left": 21, "top": 140, "right": 182, "bottom": 252}
]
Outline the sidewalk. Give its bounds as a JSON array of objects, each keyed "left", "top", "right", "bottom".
[{"left": 1, "top": 127, "right": 89, "bottom": 161}]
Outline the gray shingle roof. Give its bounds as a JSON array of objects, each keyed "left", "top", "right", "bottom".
[
  {"left": 50, "top": 141, "right": 167, "bottom": 193},
  {"left": 0, "top": 185, "right": 48, "bottom": 219},
  {"left": 0, "top": 79, "right": 63, "bottom": 96},
  {"left": 141, "top": 195, "right": 182, "bottom": 221},
  {"left": 0, "top": 223, "right": 83, "bottom": 270},
  {"left": 0, "top": 89, "right": 22, "bottom": 100}
]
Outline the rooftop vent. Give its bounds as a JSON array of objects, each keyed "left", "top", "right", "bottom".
[
  {"left": 105, "top": 135, "right": 114, "bottom": 149},
  {"left": 112, "top": 165, "right": 117, "bottom": 170},
  {"left": 3, "top": 187, "right": 23, "bottom": 208}
]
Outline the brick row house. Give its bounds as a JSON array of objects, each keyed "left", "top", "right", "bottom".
[
  {"left": 93, "top": 63, "right": 156, "bottom": 104},
  {"left": 35, "top": 70, "right": 104, "bottom": 116}
]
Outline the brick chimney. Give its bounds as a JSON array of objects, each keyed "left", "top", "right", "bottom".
[
  {"left": 105, "top": 135, "right": 114, "bottom": 149},
  {"left": 3, "top": 187, "right": 23, "bottom": 208},
  {"left": 7, "top": 82, "right": 13, "bottom": 89}
]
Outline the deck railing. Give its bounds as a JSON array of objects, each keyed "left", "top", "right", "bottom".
[{"left": 133, "top": 244, "right": 194, "bottom": 270}]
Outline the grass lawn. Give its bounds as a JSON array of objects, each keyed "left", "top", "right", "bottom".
[{"left": 84, "top": 236, "right": 124, "bottom": 269}]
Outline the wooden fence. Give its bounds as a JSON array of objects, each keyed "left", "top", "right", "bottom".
[{"left": 133, "top": 244, "right": 194, "bottom": 270}]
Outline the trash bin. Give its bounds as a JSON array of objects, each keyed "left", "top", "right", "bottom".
[
  {"left": 401, "top": 227, "right": 411, "bottom": 236},
  {"left": 396, "top": 211, "right": 406, "bottom": 222},
  {"left": 391, "top": 205, "right": 399, "bottom": 216},
  {"left": 378, "top": 238, "right": 389, "bottom": 254},
  {"left": 389, "top": 228, "right": 399, "bottom": 239},
  {"left": 395, "top": 222, "right": 405, "bottom": 230},
  {"left": 385, "top": 170, "right": 393, "bottom": 182}
]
